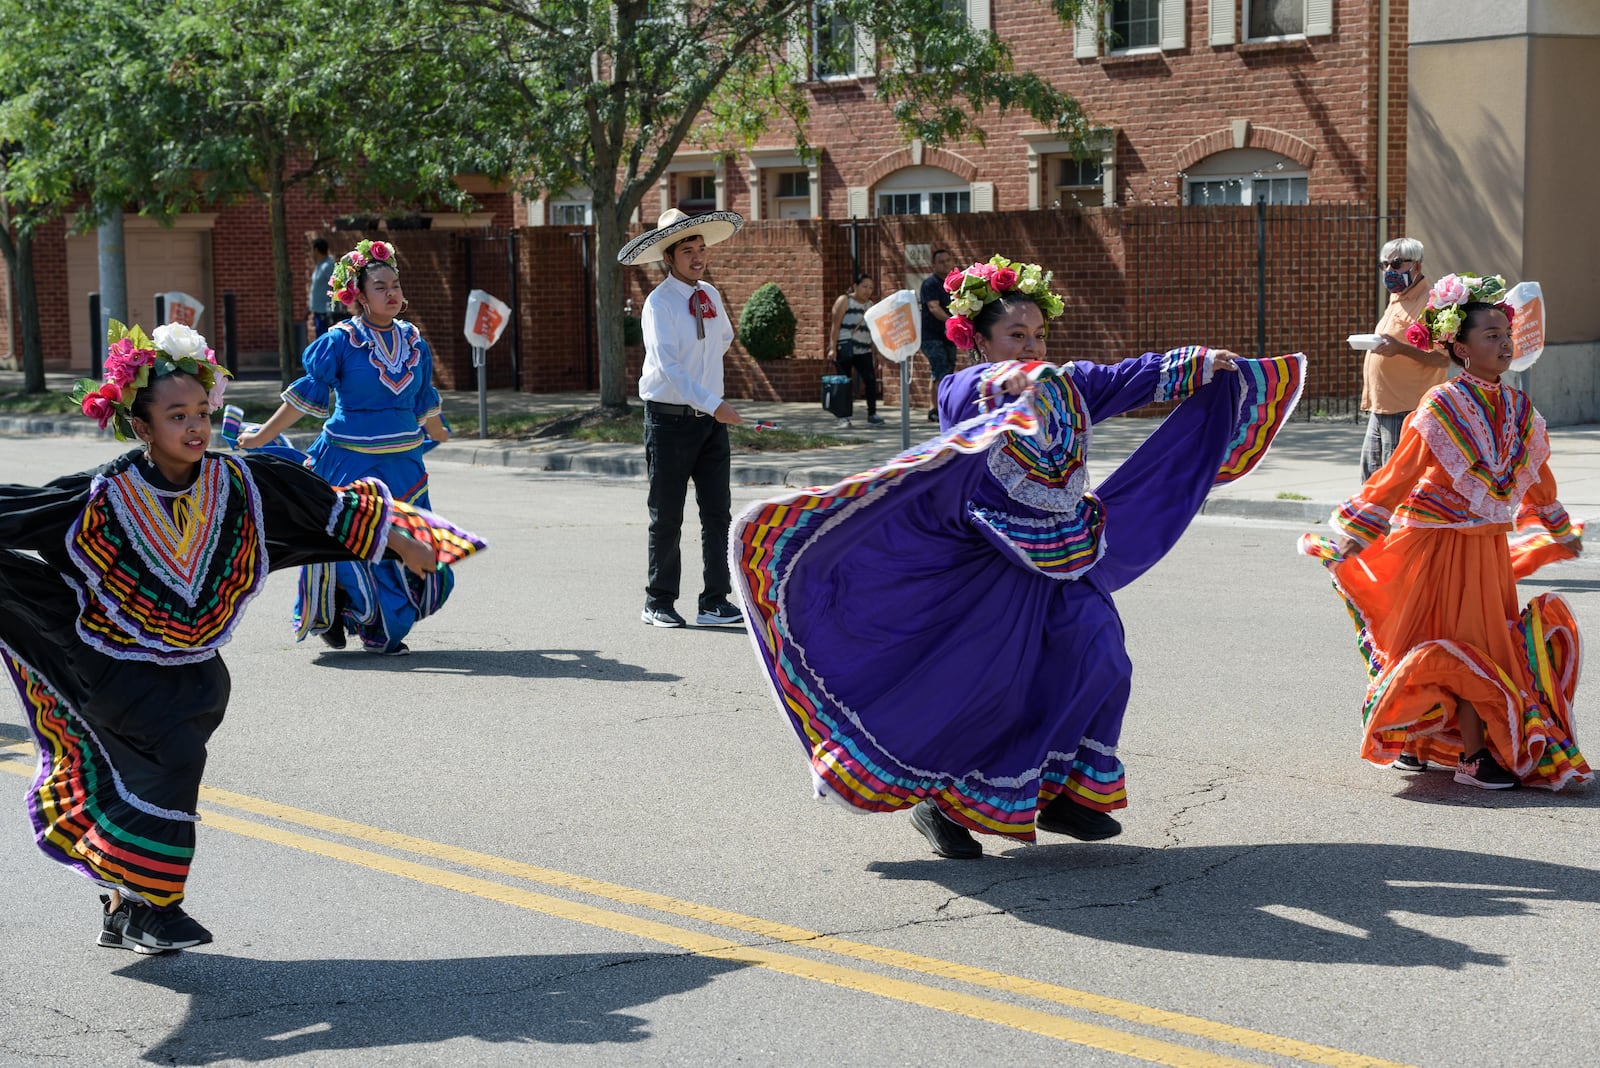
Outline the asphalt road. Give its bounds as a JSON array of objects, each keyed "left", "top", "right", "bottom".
[{"left": 2, "top": 436, "right": 1598, "bottom": 1067}]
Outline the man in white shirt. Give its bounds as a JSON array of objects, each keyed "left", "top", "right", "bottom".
[{"left": 618, "top": 208, "right": 747, "bottom": 628}]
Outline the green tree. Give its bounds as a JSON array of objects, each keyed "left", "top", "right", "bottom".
[
  {"left": 429, "top": 0, "right": 1095, "bottom": 410},
  {"left": 161, "top": 0, "right": 485, "bottom": 385},
  {"left": 0, "top": 0, "right": 188, "bottom": 392}
]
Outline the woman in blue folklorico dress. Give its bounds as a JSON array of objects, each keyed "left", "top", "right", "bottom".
[
  {"left": 733, "top": 256, "right": 1306, "bottom": 860},
  {"left": 237, "top": 238, "right": 454, "bottom": 655}
]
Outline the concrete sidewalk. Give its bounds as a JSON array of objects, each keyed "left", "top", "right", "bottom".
[{"left": 7, "top": 369, "right": 1600, "bottom": 524}]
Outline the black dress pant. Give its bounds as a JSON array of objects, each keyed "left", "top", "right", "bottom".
[{"left": 644, "top": 406, "right": 732, "bottom": 611}]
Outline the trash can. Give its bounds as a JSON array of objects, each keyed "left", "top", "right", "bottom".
[{"left": 821, "top": 374, "right": 853, "bottom": 419}]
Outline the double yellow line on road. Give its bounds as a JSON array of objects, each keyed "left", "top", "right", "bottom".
[{"left": 1, "top": 743, "right": 1408, "bottom": 1068}]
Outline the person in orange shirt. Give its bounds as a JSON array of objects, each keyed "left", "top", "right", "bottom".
[
  {"left": 1301, "top": 274, "right": 1588, "bottom": 792},
  {"left": 1360, "top": 237, "right": 1450, "bottom": 479}
]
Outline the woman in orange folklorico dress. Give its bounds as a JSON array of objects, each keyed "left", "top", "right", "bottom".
[{"left": 1301, "top": 274, "right": 1589, "bottom": 791}]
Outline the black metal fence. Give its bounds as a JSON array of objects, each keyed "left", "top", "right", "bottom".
[{"left": 1127, "top": 201, "right": 1406, "bottom": 418}]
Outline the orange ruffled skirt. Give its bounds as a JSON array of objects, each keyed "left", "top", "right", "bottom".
[{"left": 1312, "top": 523, "right": 1589, "bottom": 789}]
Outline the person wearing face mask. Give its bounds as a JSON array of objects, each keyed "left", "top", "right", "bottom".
[
  {"left": 731, "top": 255, "right": 1307, "bottom": 861},
  {"left": 1360, "top": 237, "right": 1449, "bottom": 480},
  {"left": 1301, "top": 272, "right": 1588, "bottom": 792}
]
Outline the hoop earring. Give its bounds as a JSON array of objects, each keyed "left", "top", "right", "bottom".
[{"left": 400, "top": 298, "right": 410, "bottom": 313}]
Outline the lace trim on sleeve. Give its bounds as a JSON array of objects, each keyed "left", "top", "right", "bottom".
[
  {"left": 1153, "top": 346, "right": 1214, "bottom": 403},
  {"left": 1330, "top": 496, "right": 1392, "bottom": 546}
]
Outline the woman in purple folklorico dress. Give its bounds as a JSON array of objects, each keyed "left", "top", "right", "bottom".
[{"left": 733, "top": 255, "right": 1306, "bottom": 859}]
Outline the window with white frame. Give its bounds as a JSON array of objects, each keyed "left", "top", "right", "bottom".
[
  {"left": 874, "top": 165, "right": 972, "bottom": 216},
  {"left": 550, "top": 201, "right": 591, "bottom": 226},
  {"left": 1246, "top": 0, "right": 1303, "bottom": 38},
  {"left": 1108, "top": 0, "right": 1161, "bottom": 50},
  {"left": 813, "top": 1, "right": 872, "bottom": 78},
  {"left": 773, "top": 170, "right": 811, "bottom": 219},
  {"left": 1183, "top": 148, "right": 1308, "bottom": 205},
  {"left": 677, "top": 173, "right": 717, "bottom": 214}
]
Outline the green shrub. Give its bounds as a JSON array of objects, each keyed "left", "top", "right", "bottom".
[
  {"left": 738, "top": 282, "right": 797, "bottom": 360},
  {"left": 623, "top": 313, "right": 644, "bottom": 347}
]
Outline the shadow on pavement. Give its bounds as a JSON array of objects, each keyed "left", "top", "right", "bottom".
[
  {"left": 869, "top": 842, "right": 1600, "bottom": 970},
  {"left": 308, "top": 647, "right": 682, "bottom": 682},
  {"left": 117, "top": 951, "right": 748, "bottom": 1064}
]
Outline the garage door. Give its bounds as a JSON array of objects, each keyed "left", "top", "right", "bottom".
[{"left": 66, "top": 219, "right": 214, "bottom": 372}]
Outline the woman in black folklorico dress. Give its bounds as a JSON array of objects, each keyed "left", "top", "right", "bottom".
[{"left": 0, "top": 321, "right": 485, "bottom": 954}]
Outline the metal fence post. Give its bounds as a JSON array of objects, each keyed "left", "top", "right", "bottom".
[
  {"left": 88, "top": 292, "right": 102, "bottom": 377},
  {"left": 223, "top": 292, "right": 239, "bottom": 374},
  {"left": 1255, "top": 199, "right": 1267, "bottom": 362}
]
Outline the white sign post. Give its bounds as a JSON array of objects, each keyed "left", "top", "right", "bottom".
[
  {"left": 864, "top": 289, "right": 924, "bottom": 449},
  {"left": 463, "top": 289, "right": 512, "bottom": 439}
]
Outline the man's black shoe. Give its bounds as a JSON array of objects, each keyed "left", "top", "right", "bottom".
[
  {"left": 1036, "top": 796, "right": 1122, "bottom": 840},
  {"left": 695, "top": 601, "right": 744, "bottom": 626},
  {"left": 909, "top": 801, "right": 982, "bottom": 859},
  {"left": 641, "top": 606, "right": 687, "bottom": 628}
]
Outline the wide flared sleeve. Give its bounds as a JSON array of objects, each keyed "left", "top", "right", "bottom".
[
  {"left": 241, "top": 452, "right": 397, "bottom": 569},
  {"left": 1069, "top": 347, "right": 1217, "bottom": 423},
  {"left": 411, "top": 333, "right": 443, "bottom": 422},
  {"left": 281, "top": 329, "right": 341, "bottom": 418},
  {"left": 1329, "top": 421, "right": 1433, "bottom": 548},
  {"left": 241, "top": 452, "right": 486, "bottom": 571},
  {"left": 0, "top": 470, "right": 97, "bottom": 554},
  {"left": 1517, "top": 460, "right": 1578, "bottom": 543}
]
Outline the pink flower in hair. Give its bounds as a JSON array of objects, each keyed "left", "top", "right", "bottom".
[
  {"left": 130, "top": 347, "right": 157, "bottom": 367},
  {"left": 336, "top": 284, "right": 360, "bottom": 306},
  {"left": 944, "top": 270, "right": 965, "bottom": 293},
  {"left": 103, "top": 353, "right": 138, "bottom": 387},
  {"left": 97, "top": 382, "right": 123, "bottom": 403},
  {"left": 1405, "top": 321, "right": 1432, "bottom": 349},
  {"left": 1498, "top": 302, "right": 1515, "bottom": 326},
  {"left": 1428, "top": 274, "right": 1470, "bottom": 309},
  {"left": 107, "top": 337, "right": 135, "bottom": 362},
  {"left": 991, "top": 267, "right": 1018, "bottom": 291},
  {"left": 946, "top": 315, "right": 977, "bottom": 350},
  {"left": 349, "top": 251, "right": 367, "bottom": 268},
  {"left": 368, "top": 241, "right": 392, "bottom": 261},
  {"left": 968, "top": 263, "right": 998, "bottom": 283}
]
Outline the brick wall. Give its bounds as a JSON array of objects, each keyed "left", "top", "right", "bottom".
[{"left": 736, "top": 0, "right": 1399, "bottom": 215}]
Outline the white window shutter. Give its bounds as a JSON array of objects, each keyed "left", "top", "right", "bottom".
[
  {"left": 966, "top": 0, "right": 991, "bottom": 32},
  {"left": 1160, "top": 0, "right": 1186, "bottom": 50},
  {"left": 847, "top": 187, "right": 870, "bottom": 218},
  {"left": 786, "top": 22, "right": 809, "bottom": 81},
  {"left": 853, "top": 23, "right": 875, "bottom": 76},
  {"left": 1073, "top": 4, "right": 1099, "bottom": 58},
  {"left": 1208, "top": 0, "right": 1235, "bottom": 45},
  {"left": 971, "top": 182, "right": 995, "bottom": 213},
  {"left": 1305, "top": 0, "right": 1333, "bottom": 37}
]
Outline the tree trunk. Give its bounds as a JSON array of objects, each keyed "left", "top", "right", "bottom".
[
  {"left": 593, "top": 197, "right": 631, "bottom": 411},
  {"left": 14, "top": 230, "right": 45, "bottom": 392},
  {"left": 267, "top": 165, "right": 297, "bottom": 388},
  {"left": 0, "top": 223, "right": 46, "bottom": 392}
]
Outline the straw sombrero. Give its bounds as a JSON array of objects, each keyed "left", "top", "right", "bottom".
[{"left": 617, "top": 208, "right": 744, "bottom": 266}]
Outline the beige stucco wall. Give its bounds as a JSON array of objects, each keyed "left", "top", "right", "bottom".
[
  {"left": 1406, "top": 38, "right": 1527, "bottom": 290},
  {"left": 1525, "top": 34, "right": 1600, "bottom": 345}
]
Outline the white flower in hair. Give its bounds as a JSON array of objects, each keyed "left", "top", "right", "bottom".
[{"left": 152, "top": 322, "right": 208, "bottom": 360}]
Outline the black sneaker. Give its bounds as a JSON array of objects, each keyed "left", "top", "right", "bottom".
[
  {"left": 641, "top": 606, "right": 686, "bottom": 628},
  {"left": 695, "top": 601, "right": 744, "bottom": 626},
  {"left": 99, "top": 896, "right": 212, "bottom": 954},
  {"left": 926, "top": 408, "right": 939, "bottom": 422},
  {"left": 1393, "top": 752, "right": 1428, "bottom": 772},
  {"left": 1455, "top": 748, "right": 1519, "bottom": 790},
  {"left": 362, "top": 641, "right": 409, "bottom": 656},
  {"left": 866, "top": 415, "right": 885, "bottom": 426},
  {"left": 909, "top": 801, "right": 982, "bottom": 859},
  {"left": 1036, "top": 796, "right": 1123, "bottom": 840}
]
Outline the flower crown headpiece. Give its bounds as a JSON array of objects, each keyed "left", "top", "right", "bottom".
[
  {"left": 1407, "top": 272, "right": 1514, "bottom": 350},
  {"left": 943, "top": 255, "right": 1065, "bottom": 351},
  {"left": 71, "top": 320, "right": 232, "bottom": 441},
  {"left": 328, "top": 239, "right": 398, "bottom": 308}
]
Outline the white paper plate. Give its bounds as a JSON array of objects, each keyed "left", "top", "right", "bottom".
[{"left": 1346, "top": 333, "right": 1383, "bottom": 351}]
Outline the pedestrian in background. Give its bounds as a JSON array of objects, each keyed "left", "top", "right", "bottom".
[
  {"left": 619, "top": 208, "right": 748, "bottom": 630},
  {"left": 827, "top": 272, "right": 884, "bottom": 428},
  {"left": 1360, "top": 236, "right": 1449, "bottom": 479},
  {"left": 308, "top": 237, "right": 336, "bottom": 339},
  {"left": 919, "top": 247, "right": 956, "bottom": 422}
]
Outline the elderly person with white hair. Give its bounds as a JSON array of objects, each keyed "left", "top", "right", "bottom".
[{"left": 1360, "top": 236, "right": 1450, "bottom": 479}]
